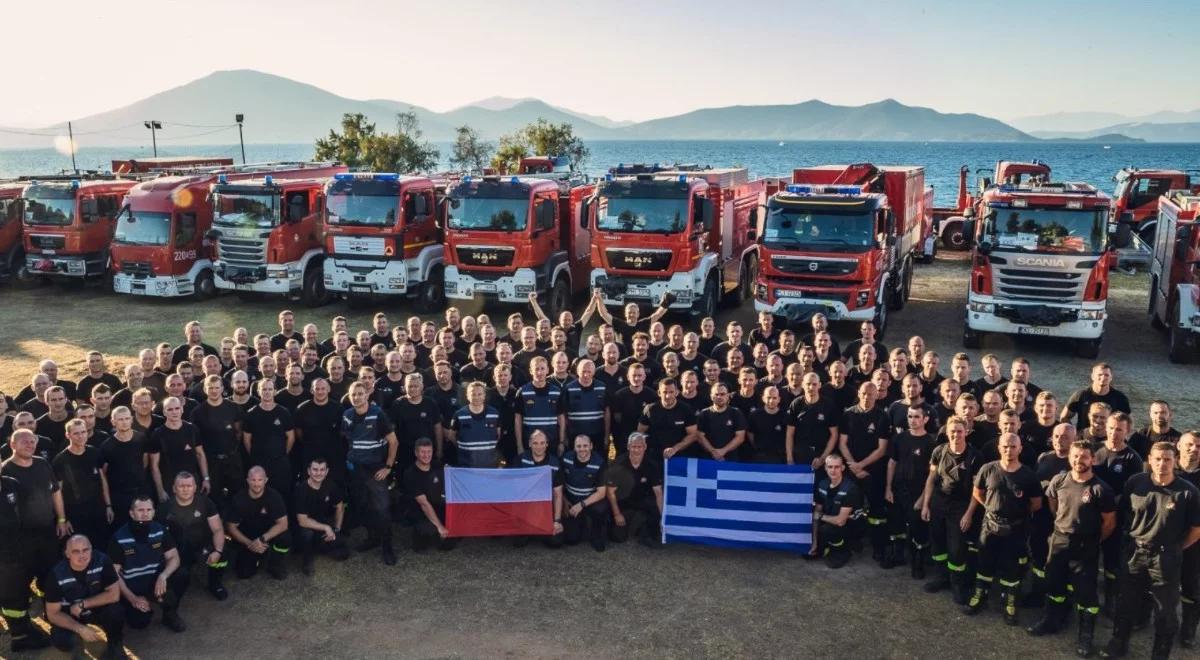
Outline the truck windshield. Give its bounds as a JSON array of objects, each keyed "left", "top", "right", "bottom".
[
  {"left": 213, "top": 193, "right": 278, "bottom": 228},
  {"left": 326, "top": 194, "right": 397, "bottom": 226},
  {"left": 986, "top": 207, "right": 1107, "bottom": 253},
  {"left": 763, "top": 207, "right": 874, "bottom": 252},
  {"left": 114, "top": 210, "right": 171, "bottom": 246},
  {"left": 23, "top": 194, "right": 76, "bottom": 226},
  {"left": 447, "top": 198, "right": 528, "bottom": 231},
  {"left": 596, "top": 197, "right": 688, "bottom": 233}
]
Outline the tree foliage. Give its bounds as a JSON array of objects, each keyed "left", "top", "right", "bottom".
[
  {"left": 448, "top": 125, "right": 494, "bottom": 173},
  {"left": 489, "top": 118, "right": 589, "bottom": 174},
  {"left": 314, "top": 111, "right": 440, "bottom": 173}
]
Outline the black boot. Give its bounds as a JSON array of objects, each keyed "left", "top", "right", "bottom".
[
  {"left": 1149, "top": 631, "right": 1174, "bottom": 660},
  {"left": 962, "top": 583, "right": 989, "bottom": 615},
  {"left": 162, "top": 606, "right": 187, "bottom": 633},
  {"left": 1101, "top": 577, "right": 1117, "bottom": 619},
  {"left": 1099, "top": 620, "right": 1130, "bottom": 659},
  {"left": 7, "top": 616, "right": 51, "bottom": 652},
  {"left": 207, "top": 564, "right": 229, "bottom": 600},
  {"left": 381, "top": 537, "right": 397, "bottom": 566},
  {"left": 924, "top": 565, "right": 950, "bottom": 593},
  {"left": 951, "top": 572, "right": 974, "bottom": 606},
  {"left": 301, "top": 548, "right": 316, "bottom": 576},
  {"left": 1001, "top": 589, "right": 1019, "bottom": 626},
  {"left": 266, "top": 547, "right": 288, "bottom": 580},
  {"left": 1181, "top": 601, "right": 1200, "bottom": 648},
  {"left": 1028, "top": 600, "right": 1067, "bottom": 636},
  {"left": 910, "top": 547, "right": 926, "bottom": 580},
  {"left": 1076, "top": 611, "right": 1097, "bottom": 658},
  {"left": 1022, "top": 569, "right": 1046, "bottom": 607}
]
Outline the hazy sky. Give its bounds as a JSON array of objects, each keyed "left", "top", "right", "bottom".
[{"left": 5, "top": 0, "right": 1198, "bottom": 127}]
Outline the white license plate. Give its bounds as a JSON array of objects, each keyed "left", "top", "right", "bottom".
[
  {"left": 349, "top": 285, "right": 372, "bottom": 294},
  {"left": 475, "top": 283, "right": 496, "bottom": 292},
  {"left": 1017, "top": 326, "right": 1051, "bottom": 336}
]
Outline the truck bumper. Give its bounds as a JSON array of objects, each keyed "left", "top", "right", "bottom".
[
  {"left": 112, "top": 272, "right": 193, "bottom": 297},
  {"left": 327, "top": 259, "right": 411, "bottom": 296},
  {"left": 754, "top": 298, "right": 875, "bottom": 321},
  {"left": 965, "top": 297, "right": 1106, "bottom": 339},
  {"left": 26, "top": 253, "right": 105, "bottom": 278},
  {"left": 444, "top": 265, "right": 535, "bottom": 303},
  {"left": 589, "top": 268, "right": 698, "bottom": 310},
  {"left": 213, "top": 261, "right": 298, "bottom": 294}
]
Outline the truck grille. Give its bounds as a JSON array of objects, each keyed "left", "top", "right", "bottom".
[
  {"left": 605, "top": 249, "right": 672, "bottom": 271},
  {"left": 219, "top": 237, "right": 268, "bottom": 267},
  {"left": 456, "top": 246, "right": 514, "bottom": 268},
  {"left": 994, "top": 265, "right": 1090, "bottom": 303},
  {"left": 30, "top": 234, "right": 66, "bottom": 251},
  {"left": 121, "top": 261, "right": 152, "bottom": 277},
  {"left": 771, "top": 255, "right": 858, "bottom": 276}
]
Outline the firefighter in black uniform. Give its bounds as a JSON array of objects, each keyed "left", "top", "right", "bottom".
[
  {"left": 1027, "top": 423, "right": 1075, "bottom": 606},
  {"left": 1027, "top": 440, "right": 1117, "bottom": 658},
  {"left": 839, "top": 382, "right": 892, "bottom": 567},
  {"left": 606, "top": 432, "right": 663, "bottom": 547},
  {"left": 1092, "top": 412, "right": 1145, "bottom": 620},
  {"left": 1100, "top": 441, "right": 1200, "bottom": 660},
  {"left": 109, "top": 496, "right": 185, "bottom": 632},
  {"left": 560, "top": 434, "right": 609, "bottom": 551},
  {"left": 43, "top": 535, "right": 126, "bottom": 660},
  {"left": 0, "top": 469, "right": 51, "bottom": 652},
  {"left": 511, "top": 430, "right": 564, "bottom": 548},
  {"left": 811, "top": 453, "right": 867, "bottom": 568},
  {"left": 1178, "top": 431, "right": 1200, "bottom": 648},
  {"left": 921, "top": 416, "right": 983, "bottom": 605},
  {"left": 157, "top": 472, "right": 229, "bottom": 601},
  {"left": 965, "top": 433, "right": 1041, "bottom": 626},
  {"left": 885, "top": 403, "right": 935, "bottom": 579}
]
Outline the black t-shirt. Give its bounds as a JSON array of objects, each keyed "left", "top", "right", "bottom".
[
  {"left": 52, "top": 446, "right": 105, "bottom": 511},
  {"left": 888, "top": 431, "right": 935, "bottom": 495},
  {"left": 609, "top": 453, "right": 662, "bottom": 503},
  {"left": 243, "top": 405, "right": 294, "bottom": 465},
  {"left": 294, "top": 400, "right": 346, "bottom": 468},
  {"left": 36, "top": 414, "right": 71, "bottom": 455},
  {"left": 294, "top": 479, "right": 343, "bottom": 526},
  {"left": 43, "top": 555, "right": 119, "bottom": 605},
  {"left": 696, "top": 407, "right": 746, "bottom": 450},
  {"left": 157, "top": 495, "right": 219, "bottom": 550},
  {"left": 786, "top": 396, "right": 838, "bottom": 462},
  {"left": 840, "top": 405, "right": 892, "bottom": 469},
  {"left": 270, "top": 331, "right": 301, "bottom": 352},
  {"left": 100, "top": 433, "right": 149, "bottom": 495},
  {"left": 746, "top": 407, "right": 789, "bottom": 459},
  {"left": 1035, "top": 451, "right": 1070, "bottom": 490},
  {"left": 191, "top": 400, "right": 245, "bottom": 457},
  {"left": 929, "top": 443, "right": 982, "bottom": 503},
  {"left": 610, "top": 317, "right": 652, "bottom": 348},
  {"left": 373, "top": 376, "right": 406, "bottom": 407},
  {"left": 425, "top": 384, "right": 463, "bottom": 428},
  {"left": 1018, "top": 420, "right": 1056, "bottom": 468},
  {"left": 227, "top": 487, "right": 288, "bottom": 537},
  {"left": 388, "top": 396, "right": 443, "bottom": 444},
  {"left": 974, "top": 461, "right": 1039, "bottom": 531},
  {"left": 1121, "top": 472, "right": 1200, "bottom": 548},
  {"left": 820, "top": 382, "right": 856, "bottom": 414},
  {"left": 171, "top": 342, "right": 217, "bottom": 366},
  {"left": 403, "top": 463, "right": 446, "bottom": 516},
  {"left": 638, "top": 401, "right": 696, "bottom": 457},
  {"left": 0, "top": 457, "right": 59, "bottom": 528},
  {"left": 1093, "top": 445, "right": 1144, "bottom": 500},
  {"left": 1130, "top": 426, "right": 1182, "bottom": 463},
  {"left": 609, "top": 386, "right": 656, "bottom": 447},
  {"left": 886, "top": 400, "right": 938, "bottom": 437},
  {"left": 1064, "top": 387, "right": 1131, "bottom": 429},
  {"left": 148, "top": 422, "right": 202, "bottom": 486},
  {"left": 1046, "top": 472, "right": 1116, "bottom": 536},
  {"left": 274, "top": 388, "right": 311, "bottom": 414},
  {"left": 77, "top": 373, "right": 123, "bottom": 402},
  {"left": 815, "top": 477, "right": 865, "bottom": 519},
  {"left": 841, "top": 339, "right": 888, "bottom": 365}
]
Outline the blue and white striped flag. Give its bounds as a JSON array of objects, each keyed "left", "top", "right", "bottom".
[{"left": 663, "top": 458, "right": 814, "bottom": 553}]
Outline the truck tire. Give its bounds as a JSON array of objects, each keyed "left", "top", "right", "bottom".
[
  {"left": 1075, "top": 337, "right": 1102, "bottom": 360},
  {"left": 941, "top": 221, "right": 967, "bottom": 251},
  {"left": 546, "top": 277, "right": 571, "bottom": 320},
  {"left": 1148, "top": 279, "right": 1166, "bottom": 331},
  {"left": 416, "top": 266, "right": 445, "bottom": 312},
  {"left": 694, "top": 275, "right": 719, "bottom": 319},
  {"left": 193, "top": 270, "right": 217, "bottom": 301},
  {"left": 301, "top": 266, "right": 331, "bottom": 308},
  {"left": 1168, "top": 305, "right": 1197, "bottom": 364},
  {"left": 738, "top": 256, "right": 757, "bottom": 302},
  {"left": 962, "top": 323, "right": 982, "bottom": 349}
]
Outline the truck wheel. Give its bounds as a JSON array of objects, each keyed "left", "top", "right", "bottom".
[
  {"left": 941, "top": 222, "right": 967, "bottom": 250},
  {"left": 1148, "top": 279, "right": 1166, "bottom": 331},
  {"left": 1076, "top": 337, "right": 1102, "bottom": 360},
  {"left": 962, "top": 323, "right": 981, "bottom": 349},
  {"left": 694, "top": 275, "right": 718, "bottom": 319},
  {"left": 416, "top": 266, "right": 445, "bottom": 312},
  {"left": 1168, "top": 305, "right": 1197, "bottom": 364},
  {"left": 887, "top": 274, "right": 904, "bottom": 312},
  {"left": 738, "top": 256, "right": 757, "bottom": 301},
  {"left": 546, "top": 277, "right": 571, "bottom": 320},
  {"left": 193, "top": 271, "right": 217, "bottom": 301},
  {"left": 301, "top": 267, "right": 331, "bottom": 308}
]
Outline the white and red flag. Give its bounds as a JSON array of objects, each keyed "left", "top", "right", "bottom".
[{"left": 445, "top": 466, "right": 554, "bottom": 537}]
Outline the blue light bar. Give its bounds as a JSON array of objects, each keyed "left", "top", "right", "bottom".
[
  {"left": 786, "top": 184, "right": 814, "bottom": 194},
  {"left": 334, "top": 173, "right": 354, "bottom": 181},
  {"left": 462, "top": 175, "right": 472, "bottom": 183},
  {"left": 264, "top": 175, "right": 274, "bottom": 186},
  {"left": 785, "top": 184, "right": 863, "bottom": 195},
  {"left": 70, "top": 179, "right": 81, "bottom": 189},
  {"left": 374, "top": 173, "right": 400, "bottom": 181},
  {"left": 605, "top": 173, "right": 614, "bottom": 181},
  {"left": 217, "top": 174, "right": 228, "bottom": 185},
  {"left": 511, "top": 176, "right": 520, "bottom": 184},
  {"left": 678, "top": 175, "right": 687, "bottom": 182}
]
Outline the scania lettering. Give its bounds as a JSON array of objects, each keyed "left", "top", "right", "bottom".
[
  {"left": 324, "top": 172, "right": 446, "bottom": 310},
  {"left": 963, "top": 180, "right": 1113, "bottom": 358}
]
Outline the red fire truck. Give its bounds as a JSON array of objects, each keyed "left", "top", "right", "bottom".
[
  {"left": 752, "top": 164, "right": 929, "bottom": 334},
  {"left": 933, "top": 160, "right": 1053, "bottom": 250},
  {"left": 0, "top": 181, "right": 27, "bottom": 280},
  {"left": 21, "top": 175, "right": 140, "bottom": 283},
  {"left": 323, "top": 173, "right": 447, "bottom": 310},
  {"left": 442, "top": 172, "right": 594, "bottom": 316},
  {"left": 111, "top": 162, "right": 342, "bottom": 300},
  {"left": 207, "top": 169, "right": 347, "bottom": 306},
  {"left": 962, "top": 179, "right": 1113, "bottom": 358},
  {"left": 1148, "top": 190, "right": 1200, "bottom": 362},
  {"left": 1111, "top": 167, "right": 1197, "bottom": 245},
  {"left": 588, "top": 168, "right": 769, "bottom": 318}
]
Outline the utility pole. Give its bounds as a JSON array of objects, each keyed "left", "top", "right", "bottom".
[
  {"left": 143, "top": 120, "right": 162, "bottom": 157},
  {"left": 235, "top": 114, "right": 246, "bottom": 164},
  {"left": 67, "top": 121, "right": 77, "bottom": 173}
]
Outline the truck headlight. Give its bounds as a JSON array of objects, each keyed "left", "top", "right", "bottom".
[
  {"left": 1078, "top": 309, "right": 1105, "bottom": 320},
  {"left": 267, "top": 265, "right": 288, "bottom": 278},
  {"left": 155, "top": 280, "right": 170, "bottom": 292},
  {"left": 968, "top": 302, "right": 994, "bottom": 313}
]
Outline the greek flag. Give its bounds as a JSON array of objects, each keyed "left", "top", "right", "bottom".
[{"left": 663, "top": 458, "right": 814, "bottom": 553}]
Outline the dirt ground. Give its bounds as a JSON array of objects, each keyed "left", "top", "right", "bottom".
[{"left": 0, "top": 253, "right": 1189, "bottom": 659}]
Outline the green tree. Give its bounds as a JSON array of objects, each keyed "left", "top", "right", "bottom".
[
  {"left": 314, "top": 111, "right": 440, "bottom": 173},
  {"left": 449, "top": 125, "right": 493, "bottom": 173},
  {"left": 489, "top": 118, "right": 588, "bottom": 173}
]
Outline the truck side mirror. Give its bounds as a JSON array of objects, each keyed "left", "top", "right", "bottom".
[
  {"left": 580, "top": 198, "right": 590, "bottom": 229},
  {"left": 1112, "top": 221, "right": 1132, "bottom": 250},
  {"left": 700, "top": 198, "right": 714, "bottom": 232}
]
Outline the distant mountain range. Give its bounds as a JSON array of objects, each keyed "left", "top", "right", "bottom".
[
  {"left": 1012, "top": 109, "right": 1200, "bottom": 141},
  {"left": 0, "top": 69, "right": 1187, "bottom": 149}
]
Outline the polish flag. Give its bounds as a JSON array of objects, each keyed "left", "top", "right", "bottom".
[{"left": 445, "top": 466, "right": 554, "bottom": 537}]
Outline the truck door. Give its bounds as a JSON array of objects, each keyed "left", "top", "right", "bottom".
[
  {"left": 81, "top": 193, "right": 121, "bottom": 251},
  {"left": 532, "top": 194, "right": 558, "bottom": 263},
  {"left": 1131, "top": 177, "right": 1173, "bottom": 220},
  {"left": 283, "top": 190, "right": 311, "bottom": 262},
  {"left": 172, "top": 212, "right": 199, "bottom": 274},
  {"left": 401, "top": 189, "right": 438, "bottom": 258}
]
